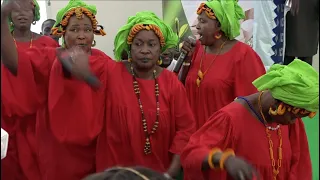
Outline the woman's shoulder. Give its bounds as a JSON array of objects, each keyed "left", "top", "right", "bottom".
[{"left": 34, "top": 35, "right": 59, "bottom": 47}]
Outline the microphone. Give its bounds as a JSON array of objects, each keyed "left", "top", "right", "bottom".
[
  {"left": 173, "top": 36, "right": 196, "bottom": 74},
  {"left": 1, "top": 128, "right": 9, "bottom": 160}
]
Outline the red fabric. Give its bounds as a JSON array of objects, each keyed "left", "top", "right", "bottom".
[
  {"left": 1, "top": 36, "right": 58, "bottom": 180},
  {"left": 94, "top": 66, "right": 196, "bottom": 172},
  {"left": 15, "top": 47, "right": 110, "bottom": 180},
  {"left": 185, "top": 41, "right": 266, "bottom": 129},
  {"left": 181, "top": 102, "right": 312, "bottom": 180}
]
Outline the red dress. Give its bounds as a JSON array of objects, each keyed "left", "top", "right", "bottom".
[
  {"left": 185, "top": 41, "right": 266, "bottom": 129},
  {"left": 181, "top": 102, "right": 312, "bottom": 180},
  {"left": 11, "top": 47, "right": 109, "bottom": 180},
  {"left": 48, "top": 61, "right": 196, "bottom": 173},
  {"left": 1, "top": 36, "right": 58, "bottom": 180}
]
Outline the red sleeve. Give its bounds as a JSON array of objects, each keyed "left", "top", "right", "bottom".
[
  {"left": 234, "top": 46, "right": 266, "bottom": 97},
  {"left": 38, "top": 35, "right": 60, "bottom": 48},
  {"left": 47, "top": 51, "right": 114, "bottom": 145},
  {"left": 169, "top": 79, "right": 196, "bottom": 154},
  {"left": 288, "top": 118, "right": 312, "bottom": 180},
  {"left": 181, "top": 111, "right": 235, "bottom": 180}
]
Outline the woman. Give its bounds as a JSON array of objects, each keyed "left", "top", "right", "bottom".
[
  {"left": 1, "top": 0, "right": 58, "bottom": 180},
  {"left": 1, "top": 0, "right": 107, "bottom": 179},
  {"left": 2, "top": 2, "right": 195, "bottom": 179},
  {"left": 179, "top": 0, "right": 266, "bottom": 129},
  {"left": 108, "top": 11, "right": 195, "bottom": 178},
  {"left": 83, "top": 166, "right": 169, "bottom": 180},
  {"left": 181, "top": 59, "right": 316, "bottom": 180}
]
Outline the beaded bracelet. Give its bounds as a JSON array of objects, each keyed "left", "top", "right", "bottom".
[
  {"left": 207, "top": 148, "right": 222, "bottom": 169},
  {"left": 219, "top": 149, "right": 235, "bottom": 170}
]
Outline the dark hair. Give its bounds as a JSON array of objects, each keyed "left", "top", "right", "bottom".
[
  {"left": 121, "top": 50, "right": 129, "bottom": 60},
  {"left": 82, "top": 166, "right": 168, "bottom": 180},
  {"left": 41, "top": 19, "right": 56, "bottom": 30}
]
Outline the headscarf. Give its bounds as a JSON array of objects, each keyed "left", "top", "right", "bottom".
[
  {"left": 2, "top": 0, "right": 41, "bottom": 32},
  {"left": 201, "top": 0, "right": 245, "bottom": 39},
  {"left": 253, "top": 59, "right": 319, "bottom": 112},
  {"left": 114, "top": 11, "right": 179, "bottom": 61},
  {"left": 53, "top": 0, "right": 97, "bottom": 28}
]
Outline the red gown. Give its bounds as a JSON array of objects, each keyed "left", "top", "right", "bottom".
[
  {"left": 11, "top": 47, "right": 108, "bottom": 180},
  {"left": 48, "top": 60, "right": 196, "bottom": 172},
  {"left": 181, "top": 102, "right": 312, "bottom": 180},
  {"left": 185, "top": 41, "right": 266, "bottom": 129},
  {"left": 1, "top": 36, "right": 58, "bottom": 180}
]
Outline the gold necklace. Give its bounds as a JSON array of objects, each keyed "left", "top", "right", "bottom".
[
  {"left": 258, "top": 91, "right": 282, "bottom": 180},
  {"left": 196, "top": 40, "right": 228, "bottom": 87},
  {"left": 12, "top": 31, "right": 33, "bottom": 48}
]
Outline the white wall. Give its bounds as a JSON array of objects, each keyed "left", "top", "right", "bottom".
[{"left": 46, "top": 0, "right": 163, "bottom": 59}]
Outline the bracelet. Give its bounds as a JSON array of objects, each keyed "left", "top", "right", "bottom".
[
  {"left": 219, "top": 149, "right": 235, "bottom": 170},
  {"left": 208, "top": 148, "right": 222, "bottom": 169},
  {"left": 183, "top": 62, "right": 191, "bottom": 66}
]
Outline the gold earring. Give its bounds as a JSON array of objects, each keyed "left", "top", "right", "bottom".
[
  {"left": 157, "top": 59, "right": 162, "bottom": 65},
  {"left": 128, "top": 58, "right": 132, "bottom": 62}
]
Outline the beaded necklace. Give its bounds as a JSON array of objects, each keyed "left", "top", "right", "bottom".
[
  {"left": 130, "top": 63, "right": 160, "bottom": 155},
  {"left": 237, "top": 92, "right": 282, "bottom": 180}
]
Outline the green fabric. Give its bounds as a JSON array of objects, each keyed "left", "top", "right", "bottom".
[
  {"left": 253, "top": 59, "right": 319, "bottom": 112},
  {"left": 204, "top": 0, "right": 245, "bottom": 39},
  {"left": 114, "top": 11, "right": 179, "bottom": 61},
  {"left": 54, "top": 0, "right": 97, "bottom": 28},
  {"left": 2, "top": 0, "right": 41, "bottom": 31}
]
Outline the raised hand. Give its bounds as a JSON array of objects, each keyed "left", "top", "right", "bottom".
[{"left": 1, "top": 0, "right": 34, "bottom": 18}]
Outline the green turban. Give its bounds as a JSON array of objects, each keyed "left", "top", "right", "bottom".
[
  {"left": 114, "top": 11, "right": 179, "bottom": 61},
  {"left": 2, "top": 0, "right": 41, "bottom": 32},
  {"left": 253, "top": 59, "right": 319, "bottom": 112},
  {"left": 53, "top": 0, "right": 97, "bottom": 28},
  {"left": 204, "top": 0, "right": 245, "bottom": 39}
]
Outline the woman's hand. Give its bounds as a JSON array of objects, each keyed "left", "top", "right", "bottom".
[
  {"left": 1, "top": 0, "right": 33, "bottom": 18},
  {"left": 224, "top": 156, "right": 259, "bottom": 180},
  {"left": 180, "top": 37, "right": 196, "bottom": 61}
]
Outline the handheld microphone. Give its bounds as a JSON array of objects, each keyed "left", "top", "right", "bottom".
[
  {"left": 173, "top": 36, "right": 196, "bottom": 74},
  {"left": 1, "top": 128, "right": 9, "bottom": 160}
]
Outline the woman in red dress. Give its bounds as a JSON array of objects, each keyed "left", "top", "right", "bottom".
[
  {"left": 1, "top": 0, "right": 58, "bottom": 180},
  {"left": 179, "top": 0, "right": 266, "bottom": 129},
  {"left": 1, "top": 0, "right": 107, "bottom": 179},
  {"left": 181, "top": 59, "right": 316, "bottom": 180},
  {"left": 1, "top": 2, "right": 195, "bottom": 179}
]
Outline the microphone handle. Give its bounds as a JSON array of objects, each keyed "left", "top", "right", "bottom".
[{"left": 173, "top": 52, "right": 187, "bottom": 73}]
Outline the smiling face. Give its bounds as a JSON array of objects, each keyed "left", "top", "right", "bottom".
[
  {"left": 10, "top": 5, "right": 34, "bottom": 31},
  {"left": 64, "top": 15, "right": 94, "bottom": 53},
  {"left": 196, "top": 11, "right": 220, "bottom": 46},
  {"left": 130, "top": 30, "right": 161, "bottom": 70}
]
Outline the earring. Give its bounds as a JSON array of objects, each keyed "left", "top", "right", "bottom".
[
  {"left": 268, "top": 106, "right": 278, "bottom": 116},
  {"left": 10, "top": 22, "right": 14, "bottom": 27},
  {"left": 157, "top": 59, "right": 162, "bottom": 65},
  {"left": 32, "top": 21, "right": 36, "bottom": 25},
  {"left": 128, "top": 51, "right": 132, "bottom": 62},
  {"left": 92, "top": 40, "right": 96, "bottom": 47},
  {"left": 214, "top": 32, "right": 221, "bottom": 39}
]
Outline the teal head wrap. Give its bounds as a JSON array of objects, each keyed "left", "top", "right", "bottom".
[
  {"left": 198, "top": 0, "right": 245, "bottom": 39},
  {"left": 114, "top": 11, "right": 179, "bottom": 61}
]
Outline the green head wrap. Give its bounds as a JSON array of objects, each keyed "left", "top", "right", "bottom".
[
  {"left": 3, "top": 0, "right": 41, "bottom": 32},
  {"left": 53, "top": 0, "right": 97, "bottom": 28},
  {"left": 203, "top": 0, "right": 245, "bottom": 39},
  {"left": 253, "top": 59, "right": 319, "bottom": 112},
  {"left": 114, "top": 11, "right": 179, "bottom": 61}
]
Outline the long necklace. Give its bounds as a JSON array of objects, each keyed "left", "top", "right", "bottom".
[
  {"left": 258, "top": 91, "right": 282, "bottom": 180},
  {"left": 130, "top": 64, "right": 160, "bottom": 155},
  {"left": 12, "top": 31, "right": 33, "bottom": 48},
  {"left": 196, "top": 40, "right": 228, "bottom": 87}
]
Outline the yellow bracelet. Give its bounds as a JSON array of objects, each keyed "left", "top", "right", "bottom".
[
  {"left": 207, "top": 148, "right": 222, "bottom": 169},
  {"left": 219, "top": 149, "right": 235, "bottom": 170}
]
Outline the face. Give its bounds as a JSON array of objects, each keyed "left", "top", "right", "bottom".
[
  {"left": 64, "top": 15, "right": 94, "bottom": 53},
  {"left": 42, "top": 20, "right": 55, "bottom": 36},
  {"left": 130, "top": 30, "right": 161, "bottom": 70},
  {"left": 160, "top": 48, "right": 180, "bottom": 68},
  {"left": 10, "top": 6, "right": 34, "bottom": 31},
  {"left": 196, "top": 12, "right": 220, "bottom": 45}
]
